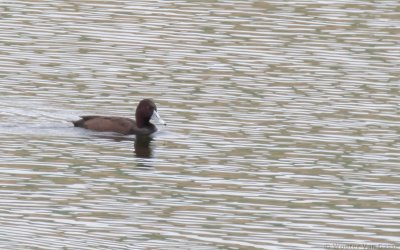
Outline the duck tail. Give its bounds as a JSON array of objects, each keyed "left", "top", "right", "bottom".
[{"left": 72, "top": 119, "right": 84, "bottom": 127}]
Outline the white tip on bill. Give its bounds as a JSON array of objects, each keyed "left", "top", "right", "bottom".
[{"left": 150, "top": 110, "right": 166, "bottom": 126}]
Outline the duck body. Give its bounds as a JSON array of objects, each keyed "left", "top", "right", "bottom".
[
  {"left": 73, "top": 116, "right": 157, "bottom": 135},
  {"left": 72, "top": 99, "right": 165, "bottom": 135}
]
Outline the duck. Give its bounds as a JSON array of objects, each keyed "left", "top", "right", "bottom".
[{"left": 72, "top": 99, "right": 166, "bottom": 135}]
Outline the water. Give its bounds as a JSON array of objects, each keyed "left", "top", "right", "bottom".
[{"left": 0, "top": 1, "right": 399, "bottom": 249}]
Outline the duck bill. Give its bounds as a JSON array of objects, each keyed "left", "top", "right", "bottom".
[{"left": 150, "top": 110, "right": 166, "bottom": 126}]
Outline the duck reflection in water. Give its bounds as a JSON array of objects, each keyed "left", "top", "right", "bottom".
[
  {"left": 90, "top": 134, "right": 154, "bottom": 158},
  {"left": 134, "top": 135, "right": 153, "bottom": 158}
]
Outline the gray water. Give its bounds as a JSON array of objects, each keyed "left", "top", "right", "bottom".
[{"left": 0, "top": 1, "right": 399, "bottom": 249}]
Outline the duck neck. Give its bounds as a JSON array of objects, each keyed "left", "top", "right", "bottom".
[{"left": 136, "top": 116, "right": 151, "bottom": 128}]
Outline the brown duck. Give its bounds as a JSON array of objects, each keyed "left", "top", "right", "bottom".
[{"left": 72, "top": 99, "right": 165, "bottom": 135}]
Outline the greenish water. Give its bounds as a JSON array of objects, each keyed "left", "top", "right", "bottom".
[{"left": 0, "top": 1, "right": 399, "bottom": 249}]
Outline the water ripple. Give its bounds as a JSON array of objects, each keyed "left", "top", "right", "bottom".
[{"left": 0, "top": 0, "right": 399, "bottom": 249}]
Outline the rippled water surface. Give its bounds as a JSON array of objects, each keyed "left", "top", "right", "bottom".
[{"left": 0, "top": 1, "right": 399, "bottom": 249}]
